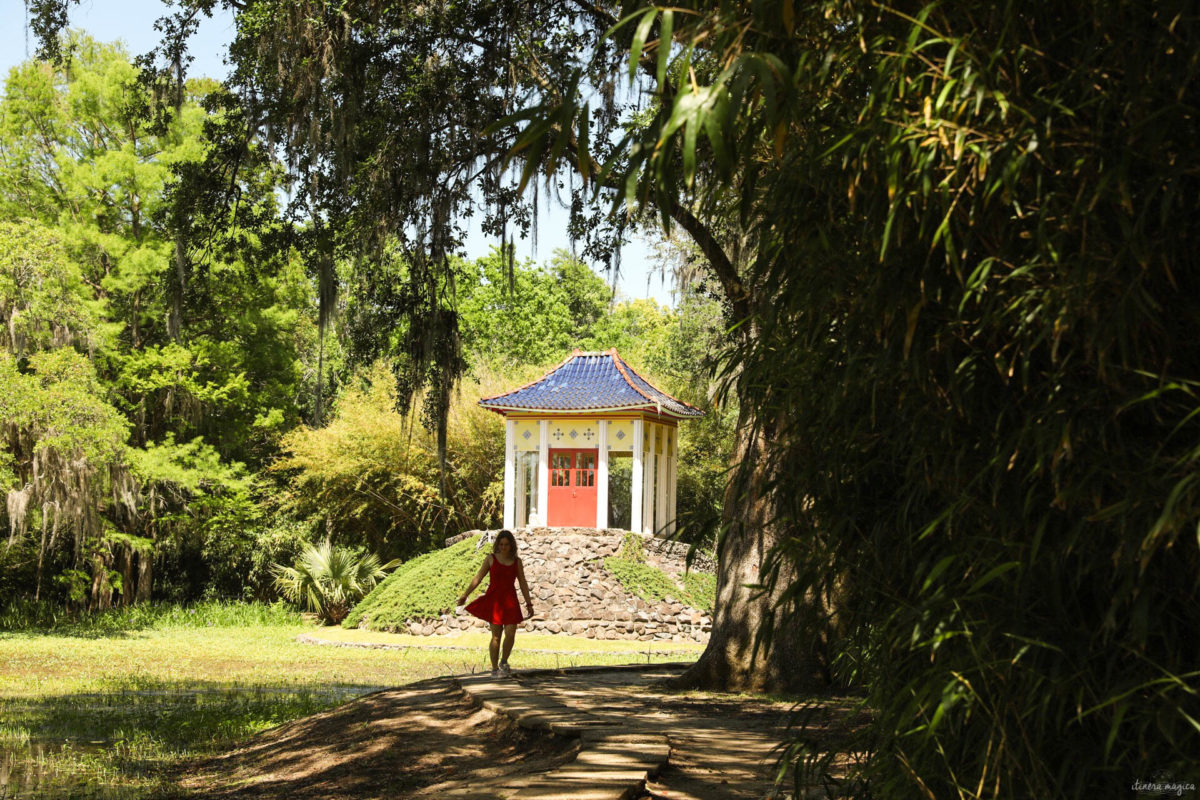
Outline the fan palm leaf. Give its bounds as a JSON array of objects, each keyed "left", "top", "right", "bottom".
[{"left": 272, "top": 540, "right": 394, "bottom": 624}]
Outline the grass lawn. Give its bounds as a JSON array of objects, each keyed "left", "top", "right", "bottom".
[
  {"left": 314, "top": 625, "right": 706, "bottom": 655},
  {"left": 0, "top": 603, "right": 695, "bottom": 798}
]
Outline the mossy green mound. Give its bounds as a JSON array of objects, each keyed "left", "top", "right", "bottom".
[
  {"left": 344, "top": 535, "right": 484, "bottom": 630},
  {"left": 603, "top": 533, "right": 716, "bottom": 612}
]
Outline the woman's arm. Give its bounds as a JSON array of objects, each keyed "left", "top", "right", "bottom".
[
  {"left": 516, "top": 558, "right": 534, "bottom": 614},
  {"left": 457, "top": 555, "right": 491, "bottom": 606}
]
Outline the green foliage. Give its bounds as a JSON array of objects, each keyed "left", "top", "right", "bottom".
[
  {"left": 0, "top": 220, "right": 109, "bottom": 355},
  {"left": 0, "top": 36, "right": 313, "bottom": 609},
  {"left": 679, "top": 571, "right": 716, "bottom": 611},
  {"left": 272, "top": 540, "right": 394, "bottom": 625},
  {"left": 203, "top": 513, "right": 314, "bottom": 602},
  {"left": 343, "top": 535, "right": 485, "bottom": 630},
  {"left": 603, "top": 534, "right": 716, "bottom": 612},
  {"left": 581, "top": 298, "right": 672, "bottom": 366},
  {"left": 456, "top": 248, "right": 614, "bottom": 368},
  {"left": 0, "top": 349, "right": 129, "bottom": 462},
  {"left": 131, "top": 433, "right": 265, "bottom": 601},
  {"left": 564, "top": 0, "right": 1200, "bottom": 795},
  {"left": 603, "top": 556, "right": 681, "bottom": 604},
  {"left": 274, "top": 362, "right": 503, "bottom": 560},
  {"left": 0, "top": 599, "right": 300, "bottom": 633}
]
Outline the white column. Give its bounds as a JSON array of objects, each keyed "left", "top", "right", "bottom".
[
  {"left": 536, "top": 419, "right": 550, "bottom": 526},
  {"left": 656, "top": 427, "right": 669, "bottom": 536},
  {"left": 630, "top": 418, "right": 644, "bottom": 533},
  {"left": 596, "top": 420, "right": 609, "bottom": 529},
  {"left": 515, "top": 451, "right": 528, "bottom": 527},
  {"left": 503, "top": 419, "right": 516, "bottom": 529},
  {"left": 668, "top": 447, "right": 678, "bottom": 536},
  {"left": 642, "top": 423, "right": 657, "bottom": 534}
]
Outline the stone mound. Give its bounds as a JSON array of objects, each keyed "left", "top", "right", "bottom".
[{"left": 413, "top": 527, "right": 713, "bottom": 644}]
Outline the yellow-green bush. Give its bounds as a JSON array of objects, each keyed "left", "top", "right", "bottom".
[{"left": 342, "top": 535, "right": 484, "bottom": 630}]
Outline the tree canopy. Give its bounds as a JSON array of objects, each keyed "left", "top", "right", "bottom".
[
  {"left": 528, "top": 0, "right": 1200, "bottom": 793},
  {"left": 15, "top": 0, "right": 1200, "bottom": 794}
]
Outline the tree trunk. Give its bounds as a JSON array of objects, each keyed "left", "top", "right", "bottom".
[
  {"left": 668, "top": 408, "right": 829, "bottom": 694},
  {"left": 119, "top": 545, "right": 135, "bottom": 606},
  {"left": 90, "top": 552, "right": 114, "bottom": 611},
  {"left": 135, "top": 546, "right": 153, "bottom": 602}
]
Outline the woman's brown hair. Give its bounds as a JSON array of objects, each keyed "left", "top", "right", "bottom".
[{"left": 492, "top": 529, "right": 518, "bottom": 558}]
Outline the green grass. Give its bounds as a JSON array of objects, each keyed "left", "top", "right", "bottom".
[
  {"left": 311, "top": 625, "right": 705, "bottom": 654},
  {"left": 0, "top": 598, "right": 303, "bottom": 635},
  {"left": 344, "top": 534, "right": 485, "bottom": 630},
  {"left": 0, "top": 599, "right": 690, "bottom": 798}
]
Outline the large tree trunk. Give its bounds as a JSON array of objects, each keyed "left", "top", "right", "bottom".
[{"left": 669, "top": 408, "right": 829, "bottom": 694}]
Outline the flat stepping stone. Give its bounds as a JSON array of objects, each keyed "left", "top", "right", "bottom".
[
  {"left": 510, "top": 732, "right": 670, "bottom": 800},
  {"left": 458, "top": 675, "right": 600, "bottom": 733},
  {"left": 455, "top": 672, "right": 671, "bottom": 799}
]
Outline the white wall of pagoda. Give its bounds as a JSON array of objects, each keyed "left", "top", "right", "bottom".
[{"left": 501, "top": 413, "right": 680, "bottom": 533}]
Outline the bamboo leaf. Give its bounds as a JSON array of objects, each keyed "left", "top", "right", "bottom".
[
  {"left": 656, "top": 10, "right": 673, "bottom": 89},
  {"left": 629, "top": 8, "right": 658, "bottom": 83}
]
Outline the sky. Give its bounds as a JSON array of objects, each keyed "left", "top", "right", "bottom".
[{"left": 0, "top": 0, "right": 676, "bottom": 307}]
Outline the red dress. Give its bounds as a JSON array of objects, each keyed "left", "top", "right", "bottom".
[{"left": 465, "top": 556, "right": 524, "bottom": 625}]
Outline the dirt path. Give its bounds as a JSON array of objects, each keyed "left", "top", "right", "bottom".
[
  {"left": 176, "top": 668, "right": 866, "bottom": 800},
  {"left": 177, "top": 677, "right": 579, "bottom": 799}
]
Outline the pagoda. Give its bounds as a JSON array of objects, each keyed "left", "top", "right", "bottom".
[{"left": 479, "top": 349, "right": 704, "bottom": 534}]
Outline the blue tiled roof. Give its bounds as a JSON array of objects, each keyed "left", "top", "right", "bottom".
[{"left": 479, "top": 350, "right": 704, "bottom": 418}]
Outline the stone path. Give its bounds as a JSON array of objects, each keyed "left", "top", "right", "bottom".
[{"left": 454, "top": 664, "right": 814, "bottom": 800}]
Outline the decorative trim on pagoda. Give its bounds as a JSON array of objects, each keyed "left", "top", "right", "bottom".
[
  {"left": 479, "top": 348, "right": 703, "bottom": 419},
  {"left": 479, "top": 349, "right": 704, "bottom": 536}
]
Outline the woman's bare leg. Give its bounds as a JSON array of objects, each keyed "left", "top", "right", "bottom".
[
  {"left": 489, "top": 623, "right": 502, "bottom": 670},
  {"left": 500, "top": 623, "right": 517, "bottom": 666}
]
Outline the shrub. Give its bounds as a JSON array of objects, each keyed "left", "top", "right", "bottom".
[
  {"left": 272, "top": 540, "right": 395, "bottom": 625},
  {"left": 343, "top": 535, "right": 484, "bottom": 630},
  {"left": 602, "top": 533, "right": 716, "bottom": 613},
  {"left": 679, "top": 571, "right": 717, "bottom": 612}
]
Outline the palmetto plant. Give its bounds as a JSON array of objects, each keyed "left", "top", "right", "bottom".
[{"left": 272, "top": 541, "right": 398, "bottom": 625}]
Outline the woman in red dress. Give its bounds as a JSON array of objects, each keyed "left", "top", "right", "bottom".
[{"left": 458, "top": 530, "right": 534, "bottom": 676}]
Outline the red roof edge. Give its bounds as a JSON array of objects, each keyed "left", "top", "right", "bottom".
[
  {"left": 609, "top": 350, "right": 656, "bottom": 405},
  {"left": 610, "top": 350, "right": 704, "bottom": 416}
]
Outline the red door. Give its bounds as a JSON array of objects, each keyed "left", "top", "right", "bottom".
[{"left": 547, "top": 449, "right": 598, "bottom": 527}]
